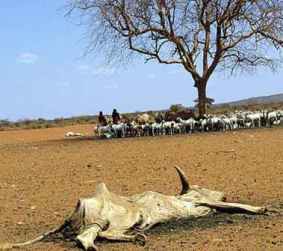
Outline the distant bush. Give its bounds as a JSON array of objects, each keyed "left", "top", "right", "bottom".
[
  {"left": 0, "top": 119, "right": 11, "bottom": 127},
  {"left": 1, "top": 101, "right": 283, "bottom": 131},
  {"left": 170, "top": 104, "right": 186, "bottom": 113}
]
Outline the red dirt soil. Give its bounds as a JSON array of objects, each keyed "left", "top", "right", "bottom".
[{"left": 0, "top": 125, "right": 282, "bottom": 251}]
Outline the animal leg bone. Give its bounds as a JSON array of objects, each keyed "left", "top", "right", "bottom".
[
  {"left": 99, "top": 230, "right": 146, "bottom": 246},
  {"left": 76, "top": 224, "right": 101, "bottom": 251},
  {"left": 196, "top": 200, "right": 266, "bottom": 214},
  {"left": 76, "top": 218, "right": 109, "bottom": 251},
  {"left": 0, "top": 225, "right": 64, "bottom": 250}
]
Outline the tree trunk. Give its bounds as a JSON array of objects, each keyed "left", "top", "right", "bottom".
[{"left": 196, "top": 81, "right": 207, "bottom": 118}]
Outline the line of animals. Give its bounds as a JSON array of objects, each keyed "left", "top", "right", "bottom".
[{"left": 94, "top": 110, "right": 283, "bottom": 138}]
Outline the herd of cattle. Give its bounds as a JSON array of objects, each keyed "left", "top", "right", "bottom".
[{"left": 94, "top": 110, "right": 283, "bottom": 138}]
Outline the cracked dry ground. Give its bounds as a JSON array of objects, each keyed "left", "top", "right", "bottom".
[{"left": 0, "top": 125, "right": 282, "bottom": 251}]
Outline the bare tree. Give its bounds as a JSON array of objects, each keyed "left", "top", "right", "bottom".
[{"left": 66, "top": 0, "right": 283, "bottom": 117}]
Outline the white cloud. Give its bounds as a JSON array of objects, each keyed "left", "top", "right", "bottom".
[{"left": 17, "top": 52, "right": 38, "bottom": 64}]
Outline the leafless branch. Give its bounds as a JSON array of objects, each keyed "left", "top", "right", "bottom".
[{"left": 65, "top": 0, "right": 283, "bottom": 115}]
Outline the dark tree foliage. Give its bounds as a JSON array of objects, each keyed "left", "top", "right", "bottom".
[{"left": 66, "top": 0, "right": 283, "bottom": 116}]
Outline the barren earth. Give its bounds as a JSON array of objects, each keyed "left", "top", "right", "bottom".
[{"left": 0, "top": 125, "right": 282, "bottom": 251}]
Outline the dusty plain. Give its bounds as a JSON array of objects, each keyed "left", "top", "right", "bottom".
[{"left": 0, "top": 125, "right": 282, "bottom": 251}]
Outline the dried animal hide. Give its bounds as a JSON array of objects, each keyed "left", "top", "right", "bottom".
[{"left": 0, "top": 166, "right": 266, "bottom": 250}]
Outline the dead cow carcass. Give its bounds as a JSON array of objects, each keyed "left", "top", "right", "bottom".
[{"left": 0, "top": 166, "right": 266, "bottom": 250}]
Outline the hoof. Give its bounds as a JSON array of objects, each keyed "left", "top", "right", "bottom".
[
  {"left": 75, "top": 238, "right": 98, "bottom": 251},
  {"left": 87, "top": 246, "right": 98, "bottom": 251},
  {"left": 134, "top": 233, "right": 146, "bottom": 246}
]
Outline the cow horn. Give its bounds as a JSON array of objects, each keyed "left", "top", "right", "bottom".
[{"left": 174, "top": 166, "right": 190, "bottom": 195}]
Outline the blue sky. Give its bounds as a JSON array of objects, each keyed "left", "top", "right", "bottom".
[{"left": 0, "top": 1, "right": 283, "bottom": 121}]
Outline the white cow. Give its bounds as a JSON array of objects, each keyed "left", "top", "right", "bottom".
[
  {"left": 95, "top": 125, "right": 112, "bottom": 138},
  {"left": 245, "top": 112, "right": 262, "bottom": 128},
  {"left": 0, "top": 167, "right": 266, "bottom": 251},
  {"left": 267, "top": 111, "right": 281, "bottom": 126},
  {"left": 151, "top": 122, "right": 163, "bottom": 136},
  {"left": 162, "top": 121, "right": 175, "bottom": 135},
  {"left": 111, "top": 123, "right": 127, "bottom": 138},
  {"left": 176, "top": 117, "right": 197, "bottom": 134}
]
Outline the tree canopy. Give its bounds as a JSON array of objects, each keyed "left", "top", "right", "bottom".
[{"left": 66, "top": 0, "right": 283, "bottom": 116}]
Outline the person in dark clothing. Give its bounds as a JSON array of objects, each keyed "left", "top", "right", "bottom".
[
  {"left": 98, "top": 111, "right": 108, "bottom": 126},
  {"left": 112, "top": 109, "right": 121, "bottom": 124}
]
